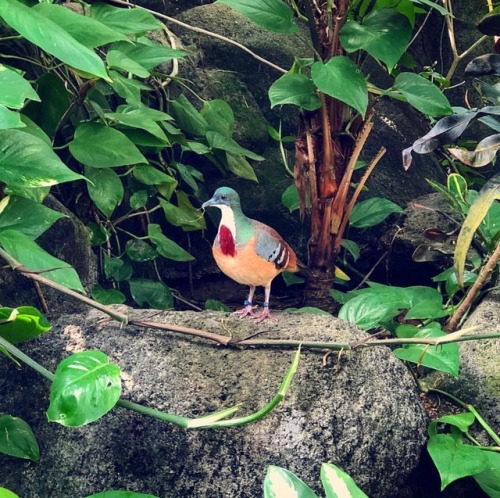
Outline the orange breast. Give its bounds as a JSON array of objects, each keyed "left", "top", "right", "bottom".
[{"left": 213, "top": 237, "right": 285, "bottom": 287}]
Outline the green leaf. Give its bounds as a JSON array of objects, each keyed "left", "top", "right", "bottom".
[
  {"left": 85, "top": 491, "right": 160, "bottom": 498},
  {"left": 0, "top": 488, "right": 20, "bottom": 498},
  {"left": 264, "top": 465, "right": 318, "bottom": 498},
  {"left": 0, "top": 65, "right": 39, "bottom": 109},
  {"left": 225, "top": 153, "right": 259, "bottom": 182},
  {"left": 147, "top": 223, "right": 194, "bottom": 261},
  {"left": 341, "top": 239, "right": 360, "bottom": 261},
  {"left": 0, "top": 0, "right": 109, "bottom": 81},
  {"left": 429, "top": 412, "right": 476, "bottom": 435},
  {"left": 340, "top": 9, "right": 412, "bottom": 71},
  {"left": 349, "top": 197, "right": 404, "bottom": 228},
  {"left": 0, "top": 129, "right": 85, "bottom": 188},
  {"left": 321, "top": 463, "right": 368, "bottom": 498},
  {"left": 18, "top": 114, "right": 51, "bottom": 146},
  {"left": 110, "top": 41, "right": 186, "bottom": 70},
  {"left": 0, "top": 106, "right": 24, "bottom": 130},
  {"left": 129, "top": 279, "right": 174, "bottom": 309},
  {"left": 133, "top": 165, "right": 177, "bottom": 194},
  {"left": 23, "top": 73, "right": 71, "bottom": 137},
  {"left": 159, "top": 198, "right": 204, "bottom": 231},
  {"left": 0, "top": 415, "right": 40, "bottom": 461},
  {"left": 109, "top": 71, "right": 150, "bottom": 107},
  {"left": 201, "top": 99, "right": 235, "bottom": 137},
  {"left": 206, "top": 131, "right": 264, "bottom": 161},
  {"left": 474, "top": 452, "right": 500, "bottom": 498},
  {"left": 90, "top": 3, "right": 162, "bottom": 35},
  {"left": 281, "top": 271, "right": 305, "bottom": 286},
  {"left": 105, "top": 110, "right": 168, "bottom": 143},
  {"left": 0, "top": 306, "right": 51, "bottom": 344},
  {"left": 0, "top": 196, "right": 64, "bottom": 238},
  {"left": 106, "top": 49, "right": 150, "bottom": 78},
  {"left": 269, "top": 73, "right": 321, "bottom": 111},
  {"left": 0, "top": 230, "right": 84, "bottom": 292},
  {"left": 281, "top": 184, "right": 300, "bottom": 213},
  {"left": 47, "top": 350, "right": 122, "bottom": 427},
  {"left": 70, "top": 122, "right": 147, "bottom": 167},
  {"left": 393, "top": 322, "right": 459, "bottom": 377},
  {"left": 85, "top": 168, "right": 124, "bottom": 218},
  {"left": 205, "top": 299, "right": 232, "bottom": 312},
  {"left": 104, "top": 255, "right": 133, "bottom": 282},
  {"left": 394, "top": 73, "right": 453, "bottom": 117},
  {"left": 130, "top": 190, "right": 149, "bottom": 209},
  {"left": 125, "top": 239, "right": 158, "bottom": 262},
  {"left": 311, "top": 57, "right": 368, "bottom": 117},
  {"left": 89, "top": 223, "right": 110, "bottom": 246},
  {"left": 33, "top": 3, "right": 129, "bottom": 48},
  {"left": 427, "top": 434, "right": 491, "bottom": 490},
  {"left": 91, "top": 285, "right": 126, "bottom": 305},
  {"left": 216, "top": 0, "right": 297, "bottom": 34},
  {"left": 170, "top": 95, "right": 209, "bottom": 137}
]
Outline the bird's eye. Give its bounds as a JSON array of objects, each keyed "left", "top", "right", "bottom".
[{"left": 220, "top": 195, "right": 228, "bottom": 201}]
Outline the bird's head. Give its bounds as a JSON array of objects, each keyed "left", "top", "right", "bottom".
[{"left": 202, "top": 187, "right": 241, "bottom": 211}]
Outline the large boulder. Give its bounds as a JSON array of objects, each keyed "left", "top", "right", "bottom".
[{"left": 0, "top": 309, "right": 428, "bottom": 497}]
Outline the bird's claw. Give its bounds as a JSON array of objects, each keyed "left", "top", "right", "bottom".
[
  {"left": 252, "top": 307, "right": 276, "bottom": 323},
  {"left": 233, "top": 304, "right": 256, "bottom": 319}
]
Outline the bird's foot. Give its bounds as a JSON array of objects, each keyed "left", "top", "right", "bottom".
[
  {"left": 233, "top": 301, "right": 256, "bottom": 319},
  {"left": 252, "top": 304, "right": 276, "bottom": 323}
]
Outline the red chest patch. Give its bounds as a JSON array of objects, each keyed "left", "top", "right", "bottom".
[{"left": 219, "top": 225, "right": 236, "bottom": 257}]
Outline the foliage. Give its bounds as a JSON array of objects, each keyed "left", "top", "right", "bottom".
[
  {"left": 263, "top": 463, "right": 368, "bottom": 498},
  {"left": 0, "top": 0, "right": 257, "bottom": 308}
]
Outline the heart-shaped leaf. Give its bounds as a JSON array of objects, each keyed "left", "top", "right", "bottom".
[
  {"left": 269, "top": 73, "right": 321, "bottom": 111},
  {"left": 0, "top": 415, "right": 39, "bottom": 461},
  {"left": 47, "top": 350, "right": 122, "bottom": 427},
  {"left": 264, "top": 465, "right": 318, "bottom": 498}
]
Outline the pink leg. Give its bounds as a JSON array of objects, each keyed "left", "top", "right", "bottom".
[
  {"left": 252, "top": 284, "right": 276, "bottom": 322},
  {"left": 233, "top": 286, "right": 256, "bottom": 318}
]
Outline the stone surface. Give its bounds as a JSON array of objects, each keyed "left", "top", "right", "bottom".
[{"left": 0, "top": 309, "right": 428, "bottom": 497}]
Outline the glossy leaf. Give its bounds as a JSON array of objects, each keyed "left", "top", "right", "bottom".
[
  {"left": 474, "top": 453, "right": 500, "bottom": 498},
  {"left": 0, "top": 306, "right": 51, "bottom": 344},
  {"left": 200, "top": 99, "right": 234, "bottom": 137},
  {"left": 311, "top": 57, "right": 368, "bottom": 117},
  {"left": 129, "top": 279, "right": 174, "bottom": 309},
  {"left": 455, "top": 174, "right": 500, "bottom": 287},
  {"left": 428, "top": 411, "right": 476, "bottom": 436},
  {"left": 206, "top": 131, "right": 264, "bottom": 161},
  {"left": 133, "top": 165, "right": 177, "bottom": 192},
  {"left": 393, "top": 322, "right": 459, "bottom": 377},
  {"left": 109, "top": 71, "right": 150, "bottom": 107},
  {"left": 427, "top": 434, "right": 491, "bottom": 490},
  {"left": 448, "top": 133, "right": 500, "bottom": 167},
  {"left": 104, "top": 255, "right": 133, "bottom": 282},
  {"left": 0, "top": 488, "right": 20, "bottom": 498},
  {"left": 90, "top": 3, "right": 162, "bottom": 35},
  {"left": 33, "top": 3, "right": 129, "bottom": 48},
  {"left": 341, "top": 239, "right": 360, "bottom": 261},
  {"left": 85, "top": 168, "right": 124, "bottom": 218},
  {"left": 109, "top": 41, "right": 186, "bottom": 70},
  {"left": 0, "top": 65, "right": 39, "bottom": 109},
  {"left": 0, "top": 129, "right": 85, "bottom": 188},
  {"left": 0, "top": 230, "right": 84, "bottom": 292},
  {"left": 0, "top": 106, "right": 24, "bottom": 130},
  {"left": 105, "top": 110, "right": 168, "bottom": 142},
  {"left": 225, "top": 153, "right": 259, "bottom": 182},
  {"left": 106, "top": 50, "right": 150, "bottom": 78},
  {"left": 402, "top": 106, "right": 500, "bottom": 169},
  {"left": 0, "top": 196, "right": 64, "bottom": 238},
  {"left": 321, "top": 463, "right": 368, "bottom": 498},
  {"left": 349, "top": 197, "right": 404, "bottom": 228},
  {"left": 264, "top": 465, "right": 318, "bottom": 498},
  {"left": 159, "top": 198, "right": 205, "bottom": 231},
  {"left": 91, "top": 285, "right": 126, "bottom": 305},
  {"left": 70, "top": 123, "right": 147, "bottom": 167},
  {"left": 0, "top": 0, "right": 109, "bottom": 81},
  {"left": 0, "top": 415, "right": 39, "bottom": 461},
  {"left": 170, "top": 95, "right": 209, "bottom": 137},
  {"left": 125, "top": 239, "right": 158, "bottom": 262},
  {"left": 47, "top": 350, "right": 122, "bottom": 427},
  {"left": 269, "top": 73, "right": 321, "bottom": 111},
  {"left": 281, "top": 184, "right": 300, "bottom": 213},
  {"left": 216, "top": 0, "right": 297, "bottom": 34},
  {"left": 340, "top": 9, "right": 412, "bottom": 71},
  {"left": 148, "top": 223, "right": 194, "bottom": 261},
  {"left": 394, "top": 73, "right": 452, "bottom": 117}
]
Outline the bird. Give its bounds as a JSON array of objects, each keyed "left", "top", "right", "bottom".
[{"left": 202, "top": 186, "right": 300, "bottom": 322}]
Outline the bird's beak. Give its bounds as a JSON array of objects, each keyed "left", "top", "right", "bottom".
[{"left": 201, "top": 197, "right": 216, "bottom": 210}]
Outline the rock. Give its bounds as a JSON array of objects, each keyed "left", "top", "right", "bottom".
[
  {"left": 0, "top": 195, "right": 97, "bottom": 313},
  {"left": 0, "top": 309, "right": 428, "bottom": 497}
]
